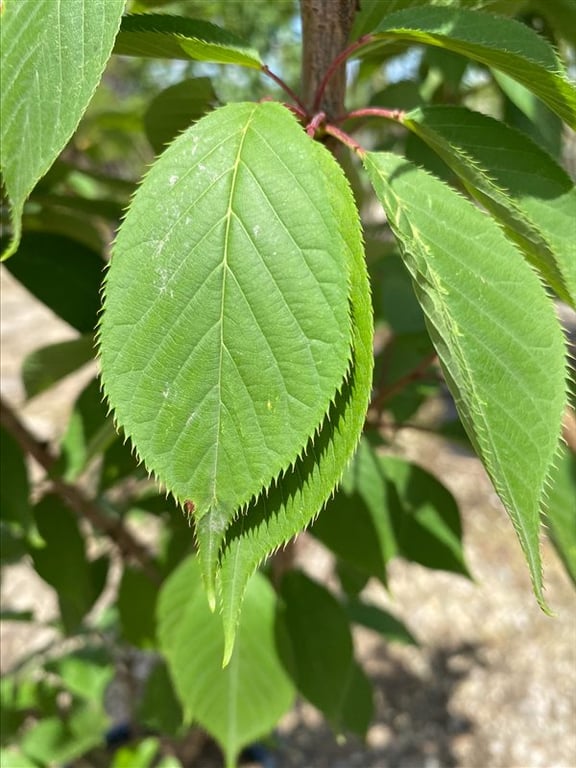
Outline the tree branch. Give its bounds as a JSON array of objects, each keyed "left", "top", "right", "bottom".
[
  {"left": 0, "top": 397, "right": 162, "bottom": 585},
  {"left": 300, "top": 0, "right": 359, "bottom": 119}
]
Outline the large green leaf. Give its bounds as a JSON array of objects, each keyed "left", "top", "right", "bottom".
[
  {"left": 214, "top": 140, "right": 373, "bottom": 662},
  {"left": 100, "top": 102, "right": 353, "bottom": 530},
  {"left": 363, "top": 151, "right": 567, "bottom": 610},
  {"left": 114, "top": 13, "right": 262, "bottom": 68},
  {"left": 403, "top": 105, "right": 576, "bottom": 307},
  {"left": 157, "top": 556, "right": 294, "bottom": 768},
  {"left": 0, "top": 0, "right": 125, "bottom": 259},
  {"left": 278, "top": 570, "right": 373, "bottom": 736},
  {"left": 365, "top": 7, "right": 576, "bottom": 127}
]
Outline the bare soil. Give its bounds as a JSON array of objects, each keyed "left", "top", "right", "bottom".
[{"left": 1, "top": 267, "right": 575, "bottom": 768}]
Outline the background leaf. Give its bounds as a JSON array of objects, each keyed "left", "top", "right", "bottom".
[
  {"left": 0, "top": 0, "right": 125, "bottom": 258},
  {"left": 363, "top": 151, "right": 567, "bottom": 610},
  {"left": 278, "top": 571, "right": 373, "bottom": 736},
  {"left": 100, "top": 102, "right": 353, "bottom": 529},
  {"left": 3, "top": 233, "right": 104, "bottom": 333},
  {"left": 545, "top": 447, "right": 576, "bottom": 586},
  {"left": 157, "top": 555, "right": 294, "bottom": 768},
  {"left": 31, "top": 495, "right": 107, "bottom": 633},
  {"left": 366, "top": 7, "right": 576, "bottom": 127},
  {"left": 114, "top": 13, "right": 262, "bottom": 68},
  {"left": 403, "top": 105, "right": 576, "bottom": 307},
  {"left": 22, "top": 335, "right": 95, "bottom": 400},
  {"left": 144, "top": 78, "right": 218, "bottom": 155}
]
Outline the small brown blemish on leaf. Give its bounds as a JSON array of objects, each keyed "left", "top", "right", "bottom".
[{"left": 184, "top": 499, "right": 196, "bottom": 516}]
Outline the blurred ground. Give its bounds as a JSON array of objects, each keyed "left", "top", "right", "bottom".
[{"left": 1, "top": 266, "right": 575, "bottom": 768}]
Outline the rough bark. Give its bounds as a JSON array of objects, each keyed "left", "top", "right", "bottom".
[{"left": 300, "top": 0, "right": 359, "bottom": 118}]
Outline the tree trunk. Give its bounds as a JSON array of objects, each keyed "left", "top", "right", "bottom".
[{"left": 300, "top": 0, "right": 359, "bottom": 118}]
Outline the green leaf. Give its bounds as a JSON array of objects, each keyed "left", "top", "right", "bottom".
[
  {"left": 3, "top": 233, "right": 104, "bottom": 333},
  {"left": 382, "top": 455, "right": 470, "bottom": 576},
  {"left": 544, "top": 447, "right": 576, "bottom": 586},
  {"left": 46, "top": 648, "right": 114, "bottom": 704},
  {"left": 114, "top": 13, "right": 262, "bottom": 68},
  {"left": 100, "top": 102, "right": 353, "bottom": 526},
  {"left": 118, "top": 566, "right": 158, "bottom": 648},
  {"left": 310, "top": 438, "right": 398, "bottom": 585},
  {"left": 403, "top": 105, "right": 576, "bottom": 307},
  {"left": 20, "top": 705, "right": 107, "bottom": 766},
  {"left": 137, "top": 660, "right": 183, "bottom": 737},
  {"left": 532, "top": 0, "right": 576, "bottom": 48},
  {"left": 215, "top": 138, "right": 373, "bottom": 662},
  {"left": 99, "top": 435, "right": 146, "bottom": 491},
  {"left": 22, "top": 335, "right": 95, "bottom": 399},
  {"left": 363, "top": 150, "right": 567, "bottom": 610},
  {"left": 110, "top": 738, "right": 159, "bottom": 768},
  {"left": 0, "top": 749, "right": 39, "bottom": 768},
  {"left": 279, "top": 571, "right": 373, "bottom": 736},
  {"left": 0, "top": 427, "right": 32, "bottom": 530},
  {"left": 59, "top": 379, "right": 116, "bottom": 481},
  {"left": 345, "top": 599, "right": 418, "bottom": 645},
  {"left": 157, "top": 555, "right": 294, "bottom": 768},
  {"left": 366, "top": 7, "right": 576, "bottom": 127},
  {"left": 0, "top": 0, "right": 125, "bottom": 259},
  {"left": 31, "top": 495, "right": 96, "bottom": 632},
  {"left": 494, "top": 71, "right": 563, "bottom": 159},
  {"left": 144, "top": 78, "right": 218, "bottom": 155},
  {"left": 312, "top": 439, "right": 468, "bottom": 578}
]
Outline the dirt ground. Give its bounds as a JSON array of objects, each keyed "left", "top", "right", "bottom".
[{"left": 1, "top": 266, "right": 575, "bottom": 768}]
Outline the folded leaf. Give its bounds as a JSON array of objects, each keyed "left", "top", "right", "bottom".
[
  {"left": 114, "top": 13, "right": 262, "bottom": 68},
  {"left": 216, "top": 142, "right": 373, "bottom": 662},
  {"left": 365, "top": 7, "right": 576, "bottom": 128},
  {"left": 0, "top": 0, "right": 125, "bottom": 259},
  {"left": 404, "top": 105, "right": 576, "bottom": 307},
  {"left": 363, "top": 151, "right": 567, "bottom": 610},
  {"left": 100, "top": 103, "right": 354, "bottom": 542}
]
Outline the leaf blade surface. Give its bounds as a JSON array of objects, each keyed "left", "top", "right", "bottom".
[
  {"left": 0, "top": 0, "right": 125, "bottom": 258},
  {"left": 404, "top": 105, "right": 576, "bottom": 307},
  {"left": 366, "top": 7, "right": 576, "bottom": 127},
  {"left": 100, "top": 102, "right": 353, "bottom": 530},
  {"left": 114, "top": 13, "right": 261, "bottom": 68}
]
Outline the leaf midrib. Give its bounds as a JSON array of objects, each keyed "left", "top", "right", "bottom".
[{"left": 212, "top": 104, "right": 258, "bottom": 505}]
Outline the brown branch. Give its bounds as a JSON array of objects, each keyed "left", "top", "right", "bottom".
[
  {"left": 368, "top": 351, "right": 438, "bottom": 421},
  {"left": 0, "top": 397, "right": 162, "bottom": 585},
  {"left": 300, "top": 0, "right": 359, "bottom": 119}
]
